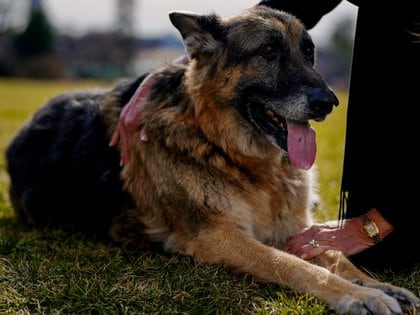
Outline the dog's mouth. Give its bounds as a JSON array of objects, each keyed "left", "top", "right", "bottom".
[{"left": 249, "top": 104, "right": 316, "bottom": 170}]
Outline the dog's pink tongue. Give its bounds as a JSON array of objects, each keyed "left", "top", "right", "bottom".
[{"left": 287, "top": 121, "right": 316, "bottom": 170}]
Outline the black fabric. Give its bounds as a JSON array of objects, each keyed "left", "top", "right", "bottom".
[
  {"left": 260, "top": 0, "right": 420, "bottom": 270},
  {"left": 340, "top": 2, "right": 420, "bottom": 270},
  {"left": 258, "top": 0, "right": 341, "bottom": 29}
]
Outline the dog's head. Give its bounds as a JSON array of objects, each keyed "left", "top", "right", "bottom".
[{"left": 170, "top": 6, "right": 338, "bottom": 170}]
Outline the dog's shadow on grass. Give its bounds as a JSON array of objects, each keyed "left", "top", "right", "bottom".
[{"left": 0, "top": 215, "right": 28, "bottom": 255}]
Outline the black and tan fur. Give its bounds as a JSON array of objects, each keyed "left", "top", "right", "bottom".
[{"left": 6, "top": 6, "right": 419, "bottom": 314}]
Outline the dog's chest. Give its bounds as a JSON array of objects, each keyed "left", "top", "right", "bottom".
[{"left": 223, "top": 167, "right": 314, "bottom": 248}]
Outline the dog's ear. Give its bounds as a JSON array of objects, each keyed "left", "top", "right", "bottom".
[{"left": 169, "top": 11, "right": 223, "bottom": 59}]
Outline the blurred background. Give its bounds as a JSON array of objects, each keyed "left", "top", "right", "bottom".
[{"left": 0, "top": 0, "right": 357, "bottom": 88}]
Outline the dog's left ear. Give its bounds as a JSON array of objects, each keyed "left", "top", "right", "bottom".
[{"left": 169, "top": 11, "right": 223, "bottom": 59}]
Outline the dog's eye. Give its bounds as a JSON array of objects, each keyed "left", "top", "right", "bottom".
[
  {"left": 258, "top": 44, "right": 277, "bottom": 60},
  {"left": 305, "top": 47, "right": 315, "bottom": 64},
  {"left": 301, "top": 39, "right": 315, "bottom": 64}
]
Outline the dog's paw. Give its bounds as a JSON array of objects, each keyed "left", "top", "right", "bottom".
[
  {"left": 360, "top": 282, "right": 420, "bottom": 314},
  {"left": 334, "top": 287, "right": 402, "bottom": 315}
]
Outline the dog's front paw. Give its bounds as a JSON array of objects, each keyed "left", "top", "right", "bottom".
[
  {"left": 361, "top": 282, "right": 420, "bottom": 314},
  {"left": 334, "top": 287, "right": 402, "bottom": 315}
]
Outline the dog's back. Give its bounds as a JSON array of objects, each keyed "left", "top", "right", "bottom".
[
  {"left": 6, "top": 90, "right": 129, "bottom": 235},
  {"left": 6, "top": 72, "right": 148, "bottom": 235}
]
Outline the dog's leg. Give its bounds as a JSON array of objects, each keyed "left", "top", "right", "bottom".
[
  {"left": 186, "top": 221, "right": 403, "bottom": 314},
  {"left": 313, "top": 251, "right": 420, "bottom": 313}
]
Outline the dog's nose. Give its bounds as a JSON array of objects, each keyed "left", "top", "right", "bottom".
[{"left": 307, "top": 87, "right": 339, "bottom": 116}]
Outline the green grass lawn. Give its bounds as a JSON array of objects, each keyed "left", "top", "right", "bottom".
[{"left": 0, "top": 78, "right": 418, "bottom": 314}]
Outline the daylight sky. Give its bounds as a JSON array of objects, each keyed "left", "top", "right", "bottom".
[{"left": 37, "top": 0, "right": 357, "bottom": 46}]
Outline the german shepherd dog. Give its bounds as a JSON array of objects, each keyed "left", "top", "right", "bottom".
[{"left": 6, "top": 6, "right": 419, "bottom": 314}]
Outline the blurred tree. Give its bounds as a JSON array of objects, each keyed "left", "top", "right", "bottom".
[
  {"left": 330, "top": 18, "right": 355, "bottom": 71},
  {"left": 116, "top": 0, "right": 136, "bottom": 36},
  {"left": 13, "top": 0, "right": 68, "bottom": 79},
  {"left": 315, "top": 17, "right": 355, "bottom": 89},
  {"left": 15, "top": 0, "right": 55, "bottom": 59}
]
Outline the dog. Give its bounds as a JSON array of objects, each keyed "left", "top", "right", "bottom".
[{"left": 6, "top": 5, "right": 419, "bottom": 314}]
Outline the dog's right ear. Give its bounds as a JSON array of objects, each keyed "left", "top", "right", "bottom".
[{"left": 169, "top": 11, "right": 223, "bottom": 59}]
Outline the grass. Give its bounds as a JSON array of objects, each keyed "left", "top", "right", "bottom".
[{"left": 0, "top": 78, "right": 418, "bottom": 314}]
